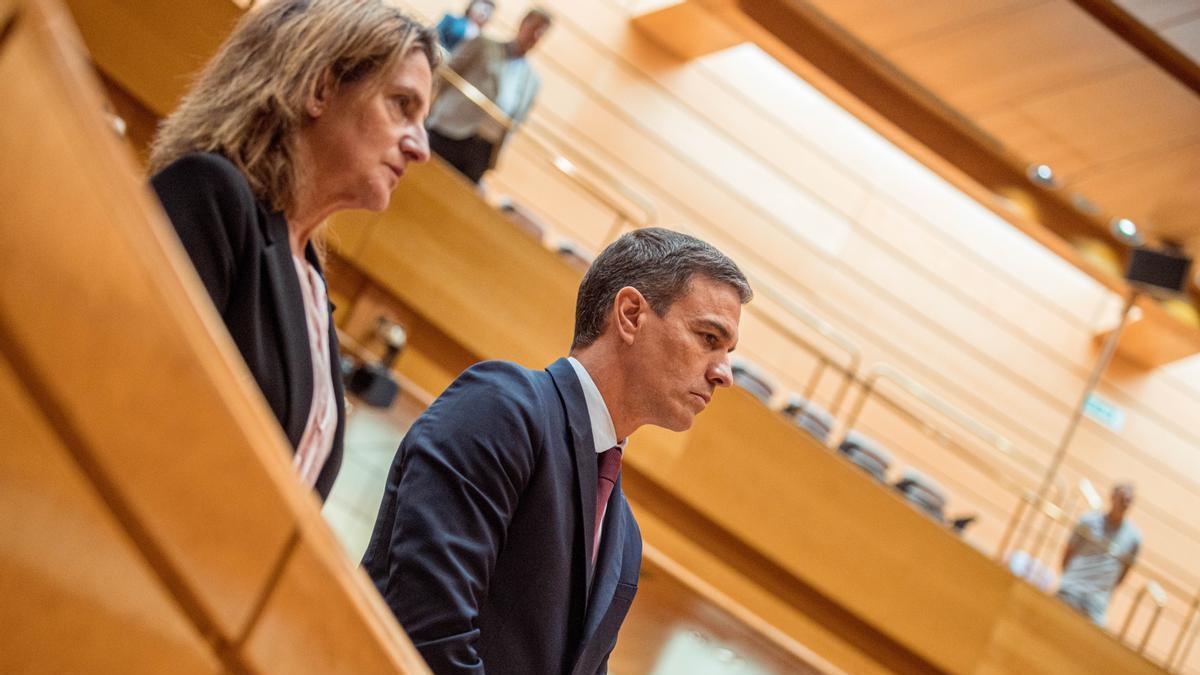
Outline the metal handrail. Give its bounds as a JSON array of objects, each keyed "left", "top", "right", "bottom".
[
  {"left": 842, "top": 364, "right": 1033, "bottom": 495},
  {"left": 436, "top": 64, "right": 654, "bottom": 234},
  {"left": 743, "top": 282, "right": 861, "bottom": 417},
  {"left": 1120, "top": 581, "right": 1167, "bottom": 655}
]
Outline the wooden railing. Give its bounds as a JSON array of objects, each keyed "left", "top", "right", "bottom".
[{"left": 0, "top": 0, "right": 428, "bottom": 671}]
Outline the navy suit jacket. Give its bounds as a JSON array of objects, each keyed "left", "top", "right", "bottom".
[{"left": 363, "top": 358, "right": 642, "bottom": 674}]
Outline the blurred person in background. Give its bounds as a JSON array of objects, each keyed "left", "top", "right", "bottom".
[
  {"left": 437, "top": 0, "right": 496, "bottom": 52},
  {"left": 1057, "top": 483, "right": 1142, "bottom": 626},
  {"left": 427, "top": 7, "right": 552, "bottom": 184}
]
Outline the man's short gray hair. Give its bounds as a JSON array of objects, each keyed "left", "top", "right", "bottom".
[{"left": 571, "top": 228, "right": 752, "bottom": 350}]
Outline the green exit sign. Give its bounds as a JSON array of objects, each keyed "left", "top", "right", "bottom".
[{"left": 1084, "top": 394, "right": 1125, "bottom": 433}]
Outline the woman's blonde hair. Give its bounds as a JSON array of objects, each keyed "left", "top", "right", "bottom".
[{"left": 149, "top": 0, "right": 439, "bottom": 213}]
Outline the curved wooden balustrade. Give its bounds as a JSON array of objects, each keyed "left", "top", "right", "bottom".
[{"left": 0, "top": 0, "right": 429, "bottom": 671}]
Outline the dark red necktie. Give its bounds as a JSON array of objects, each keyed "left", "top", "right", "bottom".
[{"left": 593, "top": 447, "right": 623, "bottom": 563}]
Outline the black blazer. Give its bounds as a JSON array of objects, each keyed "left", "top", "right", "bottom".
[
  {"left": 151, "top": 153, "right": 345, "bottom": 501},
  {"left": 363, "top": 358, "right": 642, "bottom": 675}
]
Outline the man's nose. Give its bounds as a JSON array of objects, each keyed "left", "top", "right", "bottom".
[{"left": 709, "top": 355, "right": 733, "bottom": 388}]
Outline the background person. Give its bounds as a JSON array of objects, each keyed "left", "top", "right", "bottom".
[
  {"left": 427, "top": 7, "right": 552, "bottom": 184},
  {"left": 436, "top": 0, "right": 496, "bottom": 53},
  {"left": 362, "top": 228, "right": 752, "bottom": 674},
  {"left": 147, "top": 0, "right": 438, "bottom": 501},
  {"left": 1057, "top": 483, "right": 1142, "bottom": 626}
]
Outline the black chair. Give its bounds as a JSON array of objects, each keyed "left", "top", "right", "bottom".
[
  {"left": 781, "top": 393, "right": 834, "bottom": 443},
  {"left": 836, "top": 430, "right": 892, "bottom": 481},
  {"left": 893, "top": 467, "right": 947, "bottom": 522},
  {"left": 731, "top": 358, "right": 775, "bottom": 405}
]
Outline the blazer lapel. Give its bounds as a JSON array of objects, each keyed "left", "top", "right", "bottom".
[
  {"left": 546, "top": 358, "right": 599, "bottom": 594},
  {"left": 261, "top": 211, "right": 312, "bottom": 446}
]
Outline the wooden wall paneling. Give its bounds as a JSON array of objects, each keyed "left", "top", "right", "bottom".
[
  {"left": 1068, "top": 137, "right": 1200, "bottom": 233},
  {"left": 848, "top": 397, "right": 1036, "bottom": 516},
  {"left": 1014, "top": 63, "right": 1200, "bottom": 168},
  {"left": 0, "top": 0, "right": 299, "bottom": 638},
  {"left": 63, "top": 0, "right": 238, "bottom": 113},
  {"left": 520, "top": 6, "right": 1118, "bottom": 389},
  {"left": 346, "top": 162, "right": 578, "bottom": 369},
  {"left": 329, "top": 266, "right": 479, "bottom": 400},
  {"left": 975, "top": 106, "right": 1096, "bottom": 176},
  {"left": 697, "top": 43, "right": 1116, "bottom": 326},
  {"left": 882, "top": 1, "right": 1144, "bottom": 116},
  {"left": 0, "top": 354, "right": 221, "bottom": 675},
  {"left": 489, "top": 135, "right": 622, "bottom": 251},
  {"left": 802, "top": 0, "right": 1044, "bottom": 52},
  {"left": 854, "top": 197, "right": 1096, "bottom": 366}
]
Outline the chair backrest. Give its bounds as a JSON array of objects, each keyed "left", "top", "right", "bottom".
[
  {"left": 837, "top": 430, "right": 893, "bottom": 480},
  {"left": 731, "top": 358, "right": 776, "bottom": 404},
  {"left": 782, "top": 393, "right": 834, "bottom": 442},
  {"left": 894, "top": 468, "right": 947, "bottom": 521}
]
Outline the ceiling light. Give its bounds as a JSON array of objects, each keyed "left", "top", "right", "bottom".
[
  {"left": 1111, "top": 217, "right": 1142, "bottom": 244},
  {"left": 1026, "top": 163, "right": 1057, "bottom": 187}
]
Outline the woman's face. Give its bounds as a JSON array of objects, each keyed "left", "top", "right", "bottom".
[{"left": 300, "top": 48, "right": 433, "bottom": 215}]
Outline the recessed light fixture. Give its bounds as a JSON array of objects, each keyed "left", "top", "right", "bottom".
[
  {"left": 1026, "top": 163, "right": 1057, "bottom": 187},
  {"left": 1111, "top": 217, "right": 1142, "bottom": 244}
]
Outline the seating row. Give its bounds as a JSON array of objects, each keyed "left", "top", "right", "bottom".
[{"left": 731, "top": 358, "right": 975, "bottom": 535}]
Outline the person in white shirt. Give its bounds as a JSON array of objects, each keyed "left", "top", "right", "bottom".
[{"left": 1056, "top": 483, "right": 1142, "bottom": 626}]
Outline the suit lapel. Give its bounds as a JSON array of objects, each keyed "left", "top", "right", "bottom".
[
  {"left": 261, "top": 210, "right": 312, "bottom": 446},
  {"left": 546, "top": 358, "right": 599, "bottom": 594}
]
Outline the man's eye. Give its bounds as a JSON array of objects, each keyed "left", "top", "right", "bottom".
[{"left": 704, "top": 333, "right": 718, "bottom": 346}]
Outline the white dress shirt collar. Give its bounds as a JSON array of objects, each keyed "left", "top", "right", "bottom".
[{"left": 567, "top": 357, "right": 627, "bottom": 454}]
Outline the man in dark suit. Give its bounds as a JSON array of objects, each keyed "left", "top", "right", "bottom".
[{"left": 362, "top": 227, "right": 752, "bottom": 674}]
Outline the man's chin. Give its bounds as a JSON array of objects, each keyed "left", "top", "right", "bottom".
[{"left": 655, "top": 414, "right": 695, "bottom": 433}]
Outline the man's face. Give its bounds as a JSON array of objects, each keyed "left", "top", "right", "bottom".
[
  {"left": 1110, "top": 486, "right": 1135, "bottom": 517},
  {"left": 513, "top": 15, "right": 550, "bottom": 56},
  {"left": 627, "top": 275, "right": 742, "bottom": 432}
]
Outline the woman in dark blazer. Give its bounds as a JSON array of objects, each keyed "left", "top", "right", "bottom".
[{"left": 147, "top": 0, "right": 439, "bottom": 501}]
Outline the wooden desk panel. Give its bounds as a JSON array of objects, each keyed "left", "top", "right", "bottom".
[
  {"left": 0, "top": 0, "right": 298, "bottom": 636},
  {"left": 0, "top": 354, "right": 220, "bottom": 675}
]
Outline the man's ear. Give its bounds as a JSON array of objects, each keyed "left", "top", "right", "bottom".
[
  {"left": 613, "top": 286, "right": 647, "bottom": 346},
  {"left": 306, "top": 70, "right": 335, "bottom": 118}
]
